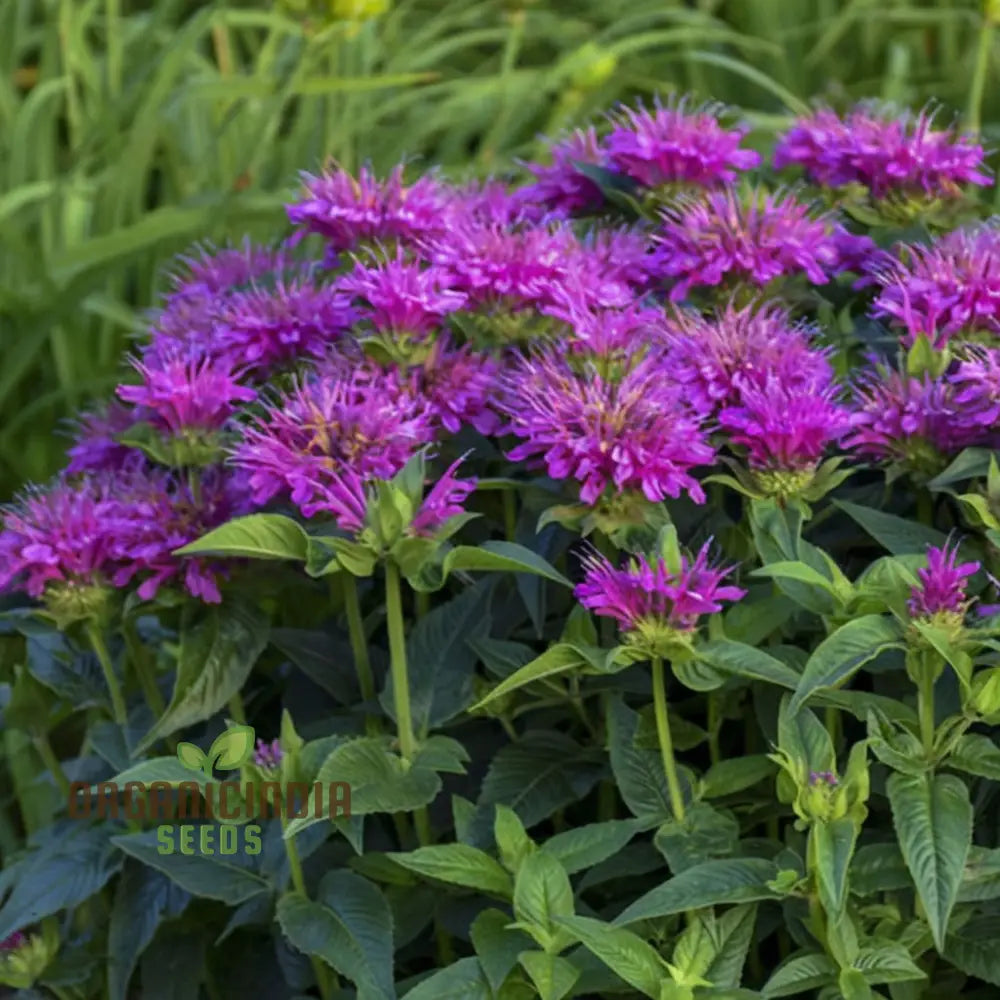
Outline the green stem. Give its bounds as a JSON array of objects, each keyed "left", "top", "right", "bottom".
[
  {"left": 281, "top": 812, "right": 336, "bottom": 1000},
  {"left": 967, "top": 3, "right": 997, "bottom": 133},
  {"left": 384, "top": 561, "right": 417, "bottom": 762},
  {"left": 502, "top": 487, "right": 518, "bottom": 542},
  {"left": 416, "top": 589, "right": 430, "bottom": 620},
  {"left": 916, "top": 489, "right": 934, "bottom": 527},
  {"left": 341, "top": 576, "right": 378, "bottom": 732},
  {"left": 86, "top": 623, "right": 127, "bottom": 727},
  {"left": 227, "top": 693, "right": 247, "bottom": 726},
  {"left": 708, "top": 692, "right": 722, "bottom": 766},
  {"left": 122, "top": 619, "right": 165, "bottom": 717},
  {"left": 918, "top": 671, "right": 937, "bottom": 758},
  {"left": 34, "top": 733, "right": 70, "bottom": 799},
  {"left": 824, "top": 705, "right": 840, "bottom": 751},
  {"left": 652, "top": 656, "right": 686, "bottom": 823}
]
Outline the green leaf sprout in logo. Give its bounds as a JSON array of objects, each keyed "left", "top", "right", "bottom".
[{"left": 176, "top": 724, "right": 256, "bottom": 777}]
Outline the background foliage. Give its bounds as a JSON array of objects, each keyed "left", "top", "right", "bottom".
[{"left": 2, "top": 0, "right": 1000, "bottom": 494}]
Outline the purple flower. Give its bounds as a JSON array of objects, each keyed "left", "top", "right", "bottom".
[
  {"left": 210, "top": 278, "right": 355, "bottom": 372},
  {"left": 338, "top": 250, "right": 467, "bottom": 342},
  {"left": 718, "top": 376, "right": 853, "bottom": 470},
  {"left": 809, "top": 771, "right": 839, "bottom": 788},
  {"left": 499, "top": 348, "right": 714, "bottom": 505},
  {"left": 0, "top": 931, "right": 26, "bottom": 951},
  {"left": 232, "top": 366, "right": 433, "bottom": 519},
  {"left": 606, "top": 97, "right": 760, "bottom": 189},
  {"left": 286, "top": 164, "right": 452, "bottom": 258},
  {"left": 253, "top": 738, "right": 284, "bottom": 770},
  {"left": 652, "top": 189, "right": 871, "bottom": 300},
  {"left": 543, "top": 298, "right": 667, "bottom": 358},
  {"left": 409, "top": 456, "right": 477, "bottom": 536},
  {"left": 117, "top": 353, "right": 256, "bottom": 436},
  {"left": 111, "top": 467, "right": 255, "bottom": 604},
  {"left": 774, "top": 103, "right": 992, "bottom": 199},
  {"left": 660, "top": 299, "right": 835, "bottom": 416},
  {"left": 907, "top": 541, "right": 978, "bottom": 619},
  {"left": 870, "top": 224, "right": 1000, "bottom": 348},
  {"left": 455, "top": 178, "right": 532, "bottom": 228},
  {"left": 517, "top": 127, "right": 609, "bottom": 216},
  {"left": 575, "top": 543, "right": 745, "bottom": 641},
  {"left": 950, "top": 347, "right": 1000, "bottom": 433},
  {"left": 408, "top": 339, "right": 501, "bottom": 436},
  {"left": 0, "top": 478, "right": 137, "bottom": 599},
  {"left": 844, "top": 366, "right": 982, "bottom": 469},
  {"left": 66, "top": 403, "right": 145, "bottom": 474}
]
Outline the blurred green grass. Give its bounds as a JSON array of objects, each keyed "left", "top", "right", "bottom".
[{"left": 1, "top": 0, "right": 998, "bottom": 496}]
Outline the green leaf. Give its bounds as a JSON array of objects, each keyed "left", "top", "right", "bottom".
[
  {"left": 615, "top": 858, "right": 782, "bottom": 925},
  {"left": 948, "top": 733, "right": 1000, "bottom": 781},
  {"left": 285, "top": 737, "right": 441, "bottom": 836},
  {"left": 494, "top": 804, "right": 536, "bottom": 873},
  {"left": 886, "top": 771, "right": 972, "bottom": 951},
  {"left": 518, "top": 951, "right": 579, "bottom": 1000},
  {"left": 0, "top": 824, "right": 123, "bottom": 940},
  {"left": 470, "top": 643, "right": 586, "bottom": 711},
  {"left": 607, "top": 696, "right": 677, "bottom": 823},
  {"left": 556, "top": 915, "right": 668, "bottom": 999},
  {"left": 695, "top": 640, "right": 801, "bottom": 690},
  {"left": 762, "top": 952, "right": 837, "bottom": 997},
  {"left": 702, "top": 905, "right": 758, "bottom": 989},
  {"left": 387, "top": 845, "right": 513, "bottom": 897},
  {"left": 175, "top": 743, "right": 207, "bottom": 772},
  {"left": 478, "top": 731, "right": 603, "bottom": 829},
  {"left": 849, "top": 843, "right": 911, "bottom": 895},
  {"left": 789, "top": 615, "right": 901, "bottom": 712},
  {"left": 276, "top": 871, "right": 394, "bottom": 1000},
  {"left": 443, "top": 542, "right": 571, "bottom": 587},
  {"left": 107, "top": 862, "right": 189, "bottom": 1000},
  {"left": 654, "top": 802, "right": 740, "bottom": 874},
  {"left": 833, "top": 500, "right": 948, "bottom": 554},
  {"left": 400, "top": 957, "right": 492, "bottom": 1000},
  {"left": 813, "top": 817, "right": 857, "bottom": 917},
  {"left": 928, "top": 448, "right": 993, "bottom": 489},
  {"left": 102, "top": 757, "right": 211, "bottom": 791},
  {"left": 944, "top": 917, "right": 1000, "bottom": 986},
  {"left": 390, "top": 579, "right": 494, "bottom": 730},
  {"left": 854, "top": 942, "right": 926, "bottom": 985},
  {"left": 173, "top": 513, "right": 308, "bottom": 560},
  {"left": 136, "top": 601, "right": 268, "bottom": 754},
  {"left": 470, "top": 909, "right": 533, "bottom": 994},
  {"left": 513, "top": 851, "right": 574, "bottom": 950},
  {"left": 111, "top": 831, "right": 268, "bottom": 905},
  {"left": 208, "top": 724, "right": 256, "bottom": 771},
  {"left": 750, "top": 561, "right": 842, "bottom": 598},
  {"left": 542, "top": 820, "right": 642, "bottom": 875},
  {"left": 701, "top": 756, "right": 777, "bottom": 798}
]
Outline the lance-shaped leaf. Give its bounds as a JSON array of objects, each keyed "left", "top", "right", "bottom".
[
  {"left": 442, "top": 541, "right": 571, "bottom": 587},
  {"left": 887, "top": 771, "right": 972, "bottom": 952},
  {"left": 387, "top": 844, "right": 513, "bottom": 898},
  {"left": 173, "top": 513, "right": 308, "bottom": 561}
]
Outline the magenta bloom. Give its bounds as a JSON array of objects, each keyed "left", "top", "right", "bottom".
[
  {"left": 338, "top": 251, "right": 467, "bottom": 340},
  {"left": 232, "top": 366, "right": 433, "bottom": 518},
  {"left": 661, "top": 300, "right": 834, "bottom": 416},
  {"left": 409, "top": 456, "right": 477, "bottom": 536},
  {"left": 499, "top": 349, "right": 714, "bottom": 505},
  {"left": 517, "top": 127, "right": 609, "bottom": 216},
  {"left": 606, "top": 97, "right": 760, "bottom": 188},
  {"left": 907, "top": 542, "right": 978, "bottom": 619},
  {"left": 544, "top": 297, "right": 666, "bottom": 358},
  {"left": 575, "top": 543, "right": 745, "bottom": 642},
  {"left": 112, "top": 467, "right": 255, "bottom": 604},
  {"left": 117, "top": 353, "right": 255, "bottom": 436},
  {"left": 774, "top": 103, "right": 991, "bottom": 199},
  {"left": 253, "top": 738, "right": 284, "bottom": 770},
  {"left": 950, "top": 347, "right": 1000, "bottom": 433},
  {"left": 870, "top": 224, "right": 1000, "bottom": 348},
  {"left": 409, "top": 339, "right": 501, "bottom": 436},
  {"left": 0, "top": 932, "right": 26, "bottom": 951},
  {"left": 652, "top": 189, "right": 871, "bottom": 300},
  {"left": 718, "top": 377, "right": 853, "bottom": 470},
  {"left": 845, "top": 366, "right": 981, "bottom": 467},
  {"left": 287, "top": 164, "right": 451, "bottom": 257},
  {"left": 0, "top": 478, "right": 137, "bottom": 599},
  {"left": 66, "top": 403, "right": 145, "bottom": 474}
]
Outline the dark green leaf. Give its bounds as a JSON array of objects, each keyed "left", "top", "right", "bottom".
[
  {"left": 173, "top": 513, "right": 308, "bottom": 561},
  {"left": 387, "top": 844, "right": 512, "bottom": 897}
]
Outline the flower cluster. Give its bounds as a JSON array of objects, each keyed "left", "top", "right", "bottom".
[
  {"left": 253, "top": 738, "right": 284, "bottom": 770},
  {"left": 907, "top": 542, "right": 978, "bottom": 623},
  {"left": 774, "top": 104, "right": 991, "bottom": 199},
  {"left": 575, "top": 543, "right": 745, "bottom": 655}
]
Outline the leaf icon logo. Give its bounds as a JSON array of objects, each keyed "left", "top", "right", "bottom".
[{"left": 176, "top": 724, "right": 256, "bottom": 777}]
